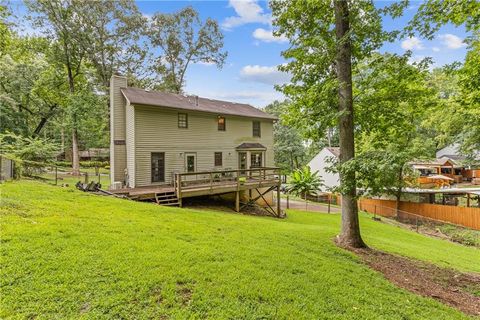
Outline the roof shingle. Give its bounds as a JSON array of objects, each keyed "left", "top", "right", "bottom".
[{"left": 121, "top": 87, "right": 276, "bottom": 120}]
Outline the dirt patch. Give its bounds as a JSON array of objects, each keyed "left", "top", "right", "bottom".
[
  {"left": 342, "top": 245, "right": 480, "bottom": 316},
  {"left": 176, "top": 282, "right": 193, "bottom": 307}
]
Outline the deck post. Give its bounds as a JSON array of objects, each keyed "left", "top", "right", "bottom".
[
  {"left": 176, "top": 173, "right": 182, "bottom": 207},
  {"left": 276, "top": 182, "right": 281, "bottom": 216},
  {"left": 235, "top": 191, "right": 240, "bottom": 212}
]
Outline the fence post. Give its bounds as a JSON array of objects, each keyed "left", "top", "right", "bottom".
[
  {"left": 328, "top": 193, "right": 331, "bottom": 214},
  {"left": 55, "top": 166, "right": 58, "bottom": 185},
  {"left": 287, "top": 194, "right": 290, "bottom": 209},
  {"left": 374, "top": 205, "right": 377, "bottom": 219}
]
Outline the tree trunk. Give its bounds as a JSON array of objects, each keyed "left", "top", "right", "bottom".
[
  {"left": 72, "top": 128, "right": 80, "bottom": 176},
  {"left": 61, "top": 126, "right": 65, "bottom": 153},
  {"left": 334, "top": 0, "right": 366, "bottom": 248}
]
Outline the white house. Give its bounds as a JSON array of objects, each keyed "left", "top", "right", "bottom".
[{"left": 307, "top": 147, "right": 339, "bottom": 191}]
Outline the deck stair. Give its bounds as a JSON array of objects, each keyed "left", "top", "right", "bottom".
[{"left": 155, "top": 191, "right": 179, "bottom": 206}]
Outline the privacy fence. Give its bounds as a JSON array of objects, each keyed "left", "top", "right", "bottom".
[{"left": 358, "top": 198, "right": 480, "bottom": 231}]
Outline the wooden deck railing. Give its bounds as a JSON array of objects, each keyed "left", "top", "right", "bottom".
[{"left": 174, "top": 167, "right": 281, "bottom": 196}]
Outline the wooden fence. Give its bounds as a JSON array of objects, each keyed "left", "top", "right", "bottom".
[{"left": 358, "top": 198, "right": 480, "bottom": 230}]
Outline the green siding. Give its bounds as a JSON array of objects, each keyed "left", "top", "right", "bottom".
[
  {"left": 133, "top": 105, "right": 274, "bottom": 187},
  {"left": 110, "top": 75, "right": 128, "bottom": 185}
]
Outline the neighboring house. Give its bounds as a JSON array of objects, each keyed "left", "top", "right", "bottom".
[
  {"left": 307, "top": 147, "right": 339, "bottom": 191},
  {"left": 79, "top": 148, "right": 109, "bottom": 161},
  {"left": 109, "top": 75, "right": 276, "bottom": 189}
]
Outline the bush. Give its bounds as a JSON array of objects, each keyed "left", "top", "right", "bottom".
[{"left": 54, "top": 161, "right": 109, "bottom": 168}]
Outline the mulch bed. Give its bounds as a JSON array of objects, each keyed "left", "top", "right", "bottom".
[{"left": 341, "top": 244, "right": 480, "bottom": 316}]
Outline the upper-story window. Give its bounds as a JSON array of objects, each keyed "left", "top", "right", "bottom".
[
  {"left": 218, "top": 116, "right": 226, "bottom": 131},
  {"left": 178, "top": 113, "right": 188, "bottom": 128},
  {"left": 253, "top": 121, "right": 261, "bottom": 137}
]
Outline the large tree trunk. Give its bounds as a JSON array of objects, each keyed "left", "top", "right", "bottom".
[
  {"left": 72, "top": 128, "right": 80, "bottom": 176},
  {"left": 334, "top": 0, "right": 366, "bottom": 248}
]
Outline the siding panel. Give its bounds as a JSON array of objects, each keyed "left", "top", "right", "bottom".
[{"left": 134, "top": 106, "right": 274, "bottom": 187}]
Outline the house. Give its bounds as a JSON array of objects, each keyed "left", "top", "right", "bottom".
[
  {"left": 79, "top": 148, "right": 109, "bottom": 161},
  {"left": 307, "top": 147, "right": 339, "bottom": 191},
  {"left": 109, "top": 75, "right": 281, "bottom": 213}
]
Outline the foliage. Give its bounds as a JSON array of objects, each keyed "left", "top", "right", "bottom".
[
  {"left": 351, "top": 53, "right": 437, "bottom": 198},
  {"left": 54, "top": 161, "right": 110, "bottom": 168},
  {"left": 148, "top": 6, "right": 227, "bottom": 93},
  {"left": 438, "top": 224, "right": 480, "bottom": 248},
  {"left": 286, "top": 166, "right": 324, "bottom": 208},
  {"left": 407, "top": 0, "right": 480, "bottom": 159},
  {"left": 264, "top": 101, "right": 307, "bottom": 173},
  {"left": 0, "top": 132, "right": 59, "bottom": 176},
  {"left": 0, "top": 180, "right": 477, "bottom": 318}
]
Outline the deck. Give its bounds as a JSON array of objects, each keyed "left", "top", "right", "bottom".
[{"left": 111, "top": 167, "right": 282, "bottom": 215}]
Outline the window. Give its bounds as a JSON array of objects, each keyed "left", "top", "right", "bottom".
[
  {"left": 214, "top": 152, "right": 222, "bottom": 166},
  {"left": 252, "top": 121, "right": 261, "bottom": 137},
  {"left": 186, "top": 153, "right": 196, "bottom": 173},
  {"left": 151, "top": 152, "right": 165, "bottom": 182},
  {"left": 178, "top": 113, "right": 188, "bottom": 128},
  {"left": 250, "top": 152, "right": 263, "bottom": 168},
  {"left": 217, "top": 116, "right": 226, "bottom": 131}
]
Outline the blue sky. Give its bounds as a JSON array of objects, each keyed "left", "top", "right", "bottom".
[{"left": 11, "top": 0, "right": 470, "bottom": 107}]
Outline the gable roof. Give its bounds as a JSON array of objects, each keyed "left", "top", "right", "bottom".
[
  {"left": 236, "top": 143, "right": 266, "bottom": 150},
  {"left": 326, "top": 147, "right": 340, "bottom": 157},
  {"left": 121, "top": 87, "right": 276, "bottom": 120}
]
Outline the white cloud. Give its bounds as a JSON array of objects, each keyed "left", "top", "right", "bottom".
[
  {"left": 252, "top": 28, "right": 288, "bottom": 43},
  {"left": 439, "top": 34, "right": 466, "bottom": 49},
  {"left": 408, "top": 55, "right": 425, "bottom": 65},
  {"left": 401, "top": 37, "right": 424, "bottom": 50},
  {"left": 432, "top": 46, "right": 440, "bottom": 52},
  {"left": 195, "top": 61, "right": 216, "bottom": 66},
  {"left": 239, "top": 65, "right": 290, "bottom": 85},
  {"left": 222, "top": 0, "right": 271, "bottom": 29},
  {"left": 201, "top": 90, "right": 284, "bottom": 107}
]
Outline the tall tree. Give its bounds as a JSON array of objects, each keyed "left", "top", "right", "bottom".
[
  {"left": 353, "top": 53, "right": 437, "bottom": 212},
  {"left": 148, "top": 6, "right": 227, "bottom": 94},
  {"left": 26, "top": 0, "right": 145, "bottom": 174},
  {"left": 408, "top": 0, "right": 480, "bottom": 158},
  {"left": 264, "top": 101, "right": 307, "bottom": 174},
  {"left": 271, "top": 0, "right": 406, "bottom": 247},
  {"left": 75, "top": 0, "right": 147, "bottom": 90},
  {"left": 26, "top": 0, "right": 87, "bottom": 175}
]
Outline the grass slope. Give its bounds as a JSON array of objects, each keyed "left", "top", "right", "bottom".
[{"left": 1, "top": 180, "right": 478, "bottom": 319}]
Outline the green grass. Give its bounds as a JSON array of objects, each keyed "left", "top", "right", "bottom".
[{"left": 1, "top": 180, "right": 479, "bottom": 319}]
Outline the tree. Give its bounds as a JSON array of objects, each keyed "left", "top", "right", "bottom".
[
  {"left": 26, "top": 0, "right": 89, "bottom": 175},
  {"left": 0, "top": 132, "right": 59, "bottom": 176},
  {"left": 352, "top": 53, "right": 438, "bottom": 213},
  {"left": 271, "top": 0, "right": 407, "bottom": 247},
  {"left": 0, "top": 35, "right": 66, "bottom": 138},
  {"left": 407, "top": 0, "right": 480, "bottom": 158},
  {"left": 287, "top": 166, "right": 324, "bottom": 211},
  {"left": 264, "top": 101, "right": 307, "bottom": 173},
  {"left": 148, "top": 6, "right": 227, "bottom": 94},
  {"left": 26, "top": 0, "right": 145, "bottom": 174},
  {"left": 74, "top": 0, "right": 148, "bottom": 90}
]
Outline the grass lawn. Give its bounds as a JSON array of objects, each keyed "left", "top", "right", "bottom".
[{"left": 1, "top": 180, "right": 479, "bottom": 319}]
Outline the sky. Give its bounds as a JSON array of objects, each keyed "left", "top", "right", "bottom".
[{"left": 11, "top": 0, "right": 470, "bottom": 108}]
